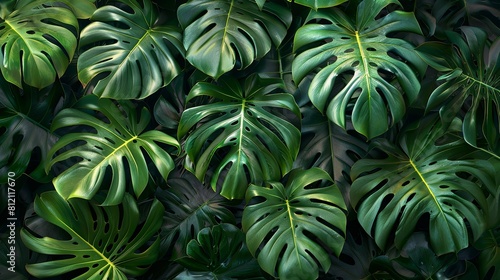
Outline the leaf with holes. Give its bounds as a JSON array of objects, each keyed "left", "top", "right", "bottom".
[
  {"left": 417, "top": 27, "right": 500, "bottom": 158},
  {"left": 175, "top": 223, "right": 263, "bottom": 279},
  {"left": 78, "top": 0, "right": 184, "bottom": 99},
  {"left": 20, "top": 191, "right": 164, "bottom": 279},
  {"left": 242, "top": 168, "right": 347, "bottom": 279},
  {"left": 293, "top": 0, "right": 426, "bottom": 139},
  {"left": 350, "top": 116, "right": 498, "bottom": 255},
  {"left": 46, "top": 94, "right": 179, "bottom": 205},
  {"left": 0, "top": 77, "right": 59, "bottom": 183},
  {"left": 294, "top": 106, "right": 368, "bottom": 203},
  {"left": 289, "top": 0, "right": 348, "bottom": 10},
  {"left": 0, "top": 0, "right": 78, "bottom": 88},
  {"left": 156, "top": 171, "right": 235, "bottom": 260},
  {"left": 178, "top": 0, "right": 291, "bottom": 78},
  {"left": 178, "top": 74, "right": 301, "bottom": 199}
]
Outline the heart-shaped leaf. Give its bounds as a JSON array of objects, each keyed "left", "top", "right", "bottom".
[
  {"left": 0, "top": 0, "right": 78, "bottom": 88},
  {"left": 78, "top": 0, "right": 184, "bottom": 99},
  {"left": 178, "top": 74, "right": 301, "bottom": 199},
  {"left": 351, "top": 116, "right": 498, "bottom": 255},
  {"left": 293, "top": 0, "right": 426, "bottom": 139},
  {"left": 21, "top": 191, "right": 164, "bottom": 279},
  {"left": 178, "top": 0, "right": 292, "bottom": 78},
  {"left": 242, "top": 168, "right": 347, "bottom": 279},
  {"left": 46, "top": 95, "right": 179, "bottom": 205}
]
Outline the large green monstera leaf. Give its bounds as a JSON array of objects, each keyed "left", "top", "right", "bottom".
[
  {"left": 178, "top": 75, "right": 301, "bottom": 199},
  {"left": 46, "top": 95, "right": 179, "bottom": 205},
  {"left": 175, "top": 224, "right": 263, "bottom": 279},
  {"left": 416, "top": 27, "right": 500, "bottom": 158},
  {"left": 293, "top": 0, "right": 426, "bottom": 139},
  {"left": 178, "top": 0, "right": 292, "bottom": 78},
  {"left": 21, "top": 191, "right": 164, "bottom": 279},
  {"left": 0, "top": 0, "right": 78, "bottom": 89},
  {"left": 78, "top": 0, "right": 184, "bottom": 99},
  {"left": 0, "top": 78, "right": 59, "bottom": 183},
  {"left": 351, "top": 116, "right": 498, "bottom": 255},
  {"left": 242, "top": 168, "right": 347, "bottom": 279}
]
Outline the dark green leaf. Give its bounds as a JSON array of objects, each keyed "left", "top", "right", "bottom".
[
  {"left": 417, "top": 27, "right": 500, "bottom": 158},
  {"left": 289, "top": 0, "right": 348, "bottom": 10},
  {"left": 293, "top": 0, "right": 426, "bottom": 138},
  {"left": 178, "top": 0, "right": 292, "bottom": 78},
  {"left": 156, "top": 171, "right": 235, "bottom": 260},
  {"left": 351, "top": 116, "right": 497, "bottom": 254},
  {"left": 0, "top": 79, "right": 59, "bottom": 183},
  {"left": 175, "top": 223, "right": 262, "bottom": 279},
  {"left": 178, "top": 74, "right": 301, "bottom": 199}
]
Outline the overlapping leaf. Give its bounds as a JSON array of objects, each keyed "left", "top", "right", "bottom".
[
  {"left": 178, "top": 75, "right": 301, "bottom": 199},
  {"left": 0, "top": 78, "right": 59, "bottom": 183},
  {"left": 351, "top": 117, "right": 498, "bottom": 255},
  {"left": 175, "top": 224, "right": 262, "bottom": 279},
  {"left": 156, "top": 171, "right": 235, "bottom": 259},
  {"left": 21, "top": 191, "right": 164, "bottom": 279},
  {"left": 46, "top": 95, "right": 179, "bottom": 205},
  {"left": 242, "top": 168, "right": 347, "bottom": 279},
  {"left": 0, "top": 0, "right": 78, "bottom": 88},
  {"left": 178, "top": 0, "right": 292, "bottom": 78},
  {"left": 416, "top": 27, "right": 500, "bottom": 158},
  {"left": 78, "top": 0, "right": 184, "bottom": 99},
  {"left": 293, "top": 0, "right": 426, "bottom": 138}
]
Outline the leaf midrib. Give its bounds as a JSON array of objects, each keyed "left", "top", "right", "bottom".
[
  {"left": 409, "top": 159, "right": 447, "bottom": 220},
  {"left": 72, "top": 135, "right": 138, "bottom": 194},
  {"left": 221, "top": 0, "right": 235, "bottom": 57},
  {"left": 285, "top": 199, "right": 302, "bottom": 271},
  {"left": 56, "top": 215, "right": 115, "bottom": 271}
]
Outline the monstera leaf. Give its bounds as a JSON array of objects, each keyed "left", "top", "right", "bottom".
[
  {"left": 46, "top": 95, "right": 179, "bottom": 205},
  {"left": 0, "top": 77, "right": 60, "bottom": 183},
  {"left": 242, "top": 168, "right": 347, "bottom": 279},
  {"left": 416, "top": 27, "right": 500, "bottom": 158},
  {"left": 178, "top": 74, "right": 301, "bottom": 199},
  {"left": 0, "top": 0, "right": 78, "bottom": 89},
  {"left": 156, "top": 171, "right": 235, "bottom": 259},
  {"left": 174, "top": 223, "right": 263, "bottom": 279},
  {"left": 294, "top": 106, "right": 368, "bottom": 204},
  {"left": 21, "top": 191, "right": 164, "bottom": 279},
  {"left": 292, "top": 0, "right": 426, "bottom": 139},
  {"left": 78, "top": 0, "right": 184, "bottom": 99},
  {"left": 350, "top": 116, "right": 498, "bottom": 255},
  {"left": 177, "top": 0, "right": 292, "bottom": 78}
]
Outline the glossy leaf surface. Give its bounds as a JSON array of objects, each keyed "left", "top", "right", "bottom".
[
  {"left": 0, "top": 0, "right": 78, "bottom": 88},
  {"left": 178, "top": 75, "right": 301, "bottom": 199},
  {"left": 243, "top": 168, "right": 347, "bottom": 279},
  {"left": 46, "top": 95, "right": 179, "bottom": 205},
  {"left": 21, "top": 191, "right": 164, "bottom": 279},
  {"left": 78, "top": 0, "right": 184, "bottom": 99},
  {"left": 178, "top": 0, "right": 291, "bottom": 78},
  {"left": 293, "top": 0, "right": 426, "bottom": 138},
  {"left": 351, "top": 117, "right": 497, "bottom": 255}
]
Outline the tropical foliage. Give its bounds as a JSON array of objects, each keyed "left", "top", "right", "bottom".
[{"left": 0, "top": 0, "right": 499, "bottom": 279}]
